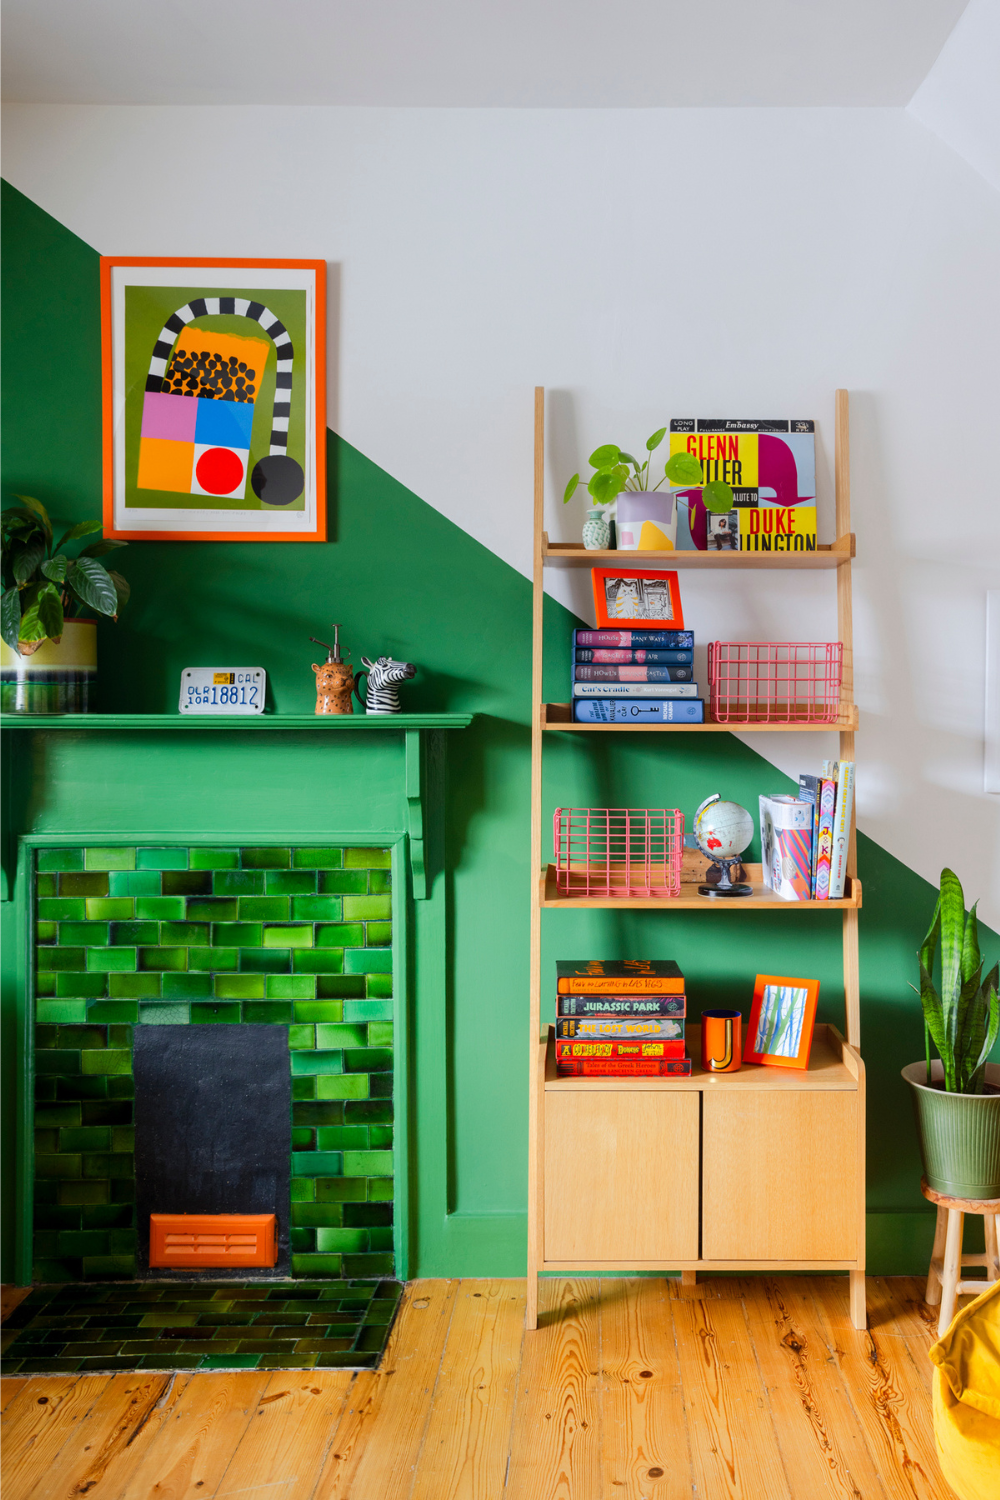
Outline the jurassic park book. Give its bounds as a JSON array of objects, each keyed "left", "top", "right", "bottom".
[{"left": 556, "top": 994, "right": 686, "bottom": 1017}]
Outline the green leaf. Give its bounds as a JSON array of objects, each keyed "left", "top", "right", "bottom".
[
  {"left": 646, "top": 427, "right": 667, "bottom": 452},
  {"left": 702, "top": 480, "right": 735, "bottom": 514},
  {"left": 42, "top": 554, "right": 70, "bottom": 584},
  {"left": 79, "top": 539, "right": 128, "bottom": 558},
  {"left": 55, "top": 519, "right": 102, "bottom": 551},
  {"left": 588, "top": 444, "right": 621, "bottom": 470},
  {"left": 66, "top": 556, "right": 118, "bottom": 617},
  {"left": 106, "top": 570, "right": 130, "bottom": 610},
  {"left": 12, "top": 539, "right": 44, "bottom": 584},
  {"left": 1, "top": 587, "right": 21, "bottom": 651},
  {"left": 663, "top": 451, "right": 703, "bottom": 486},
  {"left": 13, "top": 494, "right": 52, "bottom": 541},
  {"left": 619, "top": 451, "right": 639, "bottom": 467},
  {"left": 562, "top": 474, "right": 580, "bottom": 505},
  {"left": 37, "top": 584, "right": 63, "bottom": 640},
  {"left": 588, "top": 469, "right": 627, "bottom": 505}
]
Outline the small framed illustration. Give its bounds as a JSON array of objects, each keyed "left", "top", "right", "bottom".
[
  {"left": 744, "top": 974, "right": 819, "bottom": 1069},
  {"left": 101, "top": 257, "right": 326, "bottom": 541},
  {"left": 591, "top": 567, "right": 684, "bottom": 630}
]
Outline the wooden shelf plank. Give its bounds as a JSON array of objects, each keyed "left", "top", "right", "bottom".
[
  {"left": 543, "top": 1024, "right": 858, "bottom": 1093},
  {"left": 543, "top": 703, "right": 859, "bottom": 732},
  {"left": 0, "top": 712, "right": 474, "bottom": 731},
  {"left": 540, "top": 865, "right": 862, "bottom": 910},
  {"left": 542, "top": 533, "right": 855, "bottom": 569}
]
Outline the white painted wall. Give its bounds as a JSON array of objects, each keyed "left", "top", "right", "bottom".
[
  {"left": 4, "top": 105, "right": 1000, "bottom": 923},
  {"left": 909, "top": 0, "right": 1000, "bottom": 192}
]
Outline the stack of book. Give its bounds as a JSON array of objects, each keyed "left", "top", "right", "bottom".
[
  {"left": 554, "top": 960, "right": 692, "bottom": 1076},
  {"left": 759, "top": 760, "right": 855, "bottom": 901},
  {"left": 571, "top": 629, "right": 705, "bottom": 724}
]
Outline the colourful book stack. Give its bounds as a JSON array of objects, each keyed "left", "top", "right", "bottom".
[
  {"left": 571, "top": 630, "right": 705, "bottom": 723},
  {"left": 554, "top": 960, "right": 692, "bottom": 1076}
]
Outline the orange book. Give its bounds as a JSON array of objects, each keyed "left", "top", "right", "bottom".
[
  {"left": 556, "top": 960, "right": 684, "bottom": 995},
  {"left": 555, "top": 1039, "right": 685, "bottom": 1060}
]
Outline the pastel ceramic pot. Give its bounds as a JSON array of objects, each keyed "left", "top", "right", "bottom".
[
  {"left": 0, "top": 619, "right": 97, "bottom": 714},
  {"left": 903, "top": 1060, "right": 1000, "bottom": 1198},
  {"left": 582, "top": 511, "right": 612, "bottom": 550},
  {"left": 616, "top": 490, "right": 677, "bottom": 551}
]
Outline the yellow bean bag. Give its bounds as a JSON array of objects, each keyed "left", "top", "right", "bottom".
[{"left": 929, "top": 1279, "right": 1000, "bottom": 1500}]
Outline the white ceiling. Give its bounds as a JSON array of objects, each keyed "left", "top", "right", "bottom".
[{"left": 0, "top": 0, "right": 971, "bottom": 107}]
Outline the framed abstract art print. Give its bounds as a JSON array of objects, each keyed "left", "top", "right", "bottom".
[
  {"left": 101, "top": 258, "right": 326, "bottom": 541},
  {"left": 744, "top": 973, "right": 820, "bottom": 1070}
]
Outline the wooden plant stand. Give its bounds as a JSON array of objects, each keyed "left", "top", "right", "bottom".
[{"left": 527, "top": 388, "right": 867, "bottom": 1330}]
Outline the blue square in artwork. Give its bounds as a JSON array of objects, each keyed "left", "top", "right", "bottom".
[{"left": 195, "top": 397, "right": 255, "bottom": 449}]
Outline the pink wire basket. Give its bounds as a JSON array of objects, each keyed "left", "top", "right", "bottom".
[
  {"left": 707, "top": 642, "right": 844, "bottom": 725},
  {"left": 552, "top": 807, "right": 685, "bottom": 898}
]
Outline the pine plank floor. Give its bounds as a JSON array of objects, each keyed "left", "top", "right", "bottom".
[{"left": 0, "top": 1276, "right": 955, "bottom": 1500}]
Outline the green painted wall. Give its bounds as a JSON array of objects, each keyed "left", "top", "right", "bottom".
[{"left": 3, "top": 179, "right": 997, "bottom": 1282}]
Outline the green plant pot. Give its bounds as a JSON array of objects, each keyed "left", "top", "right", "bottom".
[
  {"left": 902, "top": 1060, "right": 1000, "bottom": 1198},
  {"left": 0, "top": 619, "right": 97, "bottom": 714}
]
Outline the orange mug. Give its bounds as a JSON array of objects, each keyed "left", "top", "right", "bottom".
[{"left": 701, "top": 1010, "right": 742, "bottom": 1073}]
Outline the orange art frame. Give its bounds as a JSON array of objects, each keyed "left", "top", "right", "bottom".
[
  {"left": 590, "top": 567, "right": 684, "bottom": 631},
  {"left": 101, "top": 257, "right": 326, "bottom": 542},
  {"left": 744, "top": 973, "right": 820, "bottom": 1070}
]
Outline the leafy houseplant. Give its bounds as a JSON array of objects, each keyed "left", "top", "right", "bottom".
[
  {"left": 563, "top": 428, "right": 736, "bottom": 513},
  {"left": 903, "top": 868, "right": 1000, "bottom": 1198},
  {"left": 1, "top": 495, "right": 128, "bottom": 654}
]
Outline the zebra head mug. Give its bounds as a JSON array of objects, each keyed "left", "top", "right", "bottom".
[{"left": 353, "top": 656, "right": 416, "bottom": 715}]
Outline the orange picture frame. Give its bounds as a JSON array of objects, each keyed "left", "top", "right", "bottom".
[
  {"left": 744, "top": 973, "right": 820, "bottom": 1070},
  {"left": 590, "top": 567, "right": 684, "bottom": 631},
  {"left": 100, "top": 257, "right": 326, "bottom": 542}
]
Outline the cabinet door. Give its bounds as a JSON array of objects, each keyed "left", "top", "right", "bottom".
[
  {"left": 544, "top": 1090, "right": 699, "bottom": 1262},
  {"left": 702, "top": 1090, "right": 858, "bottom": 1261}
]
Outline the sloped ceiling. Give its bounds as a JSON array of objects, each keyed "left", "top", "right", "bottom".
[
  {"left": 908, "top": 0, "right": 1000, "bottom": 191},
  {"left": 0, "top": 0, "right": 970, "bottom": 107}
]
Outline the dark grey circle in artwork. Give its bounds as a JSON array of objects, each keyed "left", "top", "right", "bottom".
[{"left": 251, "top": 455, "right": 305, "bottom": 505}]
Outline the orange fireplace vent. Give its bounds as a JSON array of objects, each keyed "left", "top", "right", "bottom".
[{"left": 149, "top": 1213, "right": 278, "bottom": 1268}]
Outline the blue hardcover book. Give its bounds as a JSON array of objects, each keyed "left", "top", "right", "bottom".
[
  {"left": 575, "top": 651, "right": 692, "bottom": 674},
  {"left": 573, "top": 629, "right": 694, "bottom": 649},
  {"left": 573, "top": 698, "right": 705, "bottom": 723}
]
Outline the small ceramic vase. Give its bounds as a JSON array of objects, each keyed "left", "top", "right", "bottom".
[{"left": 582, "top": 510, "right": 612, "bottom": 550}]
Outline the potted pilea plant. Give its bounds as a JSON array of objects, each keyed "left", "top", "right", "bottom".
[
  {"left": 902, "top": 868, "right": 1000, "bottom": 1198},
  {"left": 1, "top": 495, "right": 129, "bottom": 714},
  {"left": 564, "top": 428, "right": 735, "bottom": 550}
]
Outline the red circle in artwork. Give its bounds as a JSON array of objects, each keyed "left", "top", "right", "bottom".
[{"left": 195, "top": 447, "right": 244, "bottom": 495}]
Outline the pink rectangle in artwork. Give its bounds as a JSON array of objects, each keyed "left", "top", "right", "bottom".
[{"left": 141, "top": 390, "right": 198, "bottom": 442}]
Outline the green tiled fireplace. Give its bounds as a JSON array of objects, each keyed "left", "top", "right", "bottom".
[{"left": 31, "top": 845, "right": 396, "bottom": 1284}]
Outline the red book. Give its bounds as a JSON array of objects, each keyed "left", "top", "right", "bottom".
[
  {"left": 554, "top": 1039, "right": 686, "bottom": 1060},
  {"left": 556, "top": 1058, "right": 693, "bottom": 1077}
]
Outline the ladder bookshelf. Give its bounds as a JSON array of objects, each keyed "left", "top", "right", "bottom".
[{"left": 527, "top": 388, "right": 866, "bottom": 1330}]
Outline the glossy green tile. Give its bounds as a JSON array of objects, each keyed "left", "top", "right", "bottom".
[
  {"left": 36, "top": 973, "right": 57, "bottom": 996},
  {"left": 139, "top": 1004, "right": 190, "bottom": 1025},
  {"left": 161, "top": 973, "right": 213, "bottom": 999},
  {"left": 37, "top": 947, "right": 86, "bottom": 972},
  {"left": 344, "top": 1201, "right": 392, "bottom": 1227},
  {"left": 60, "top": 1127, "right": 110, "bottom": 1151},
  {"left": 35, "top": 1050, "right": 81, "bottom": 1075},
  {"left": 60, "top": 874, "right": 109, "bottom": 897},
  {"left": 288, "top": 1025, "right": 315, "bottom": 1048},
  {"left": 366, "top": 974, "right": 393, "bottom": 999},
  {"left": 291, "top": 1152, "right": 342, "bottom": 1177},
  {"left": 346, "top": 1048, "right": 393, "bottom": 1073},
  {"left": 291, "top": 1256, "right": 343, "bottom": 1278},
  {"left": 34, "top": 1127, "right": 59, "bottom": 1153},
  {"left": 315, "top": 923, "right": 364, "bottom": 949},
  {"left": 238, "top": 897, "right": 289, "bottom": 920},
  {"left": 239, "top": 948, "right": 290, "bottom": 972},
  {"left": 199, "top": 1354, "right": 262, "bottom": 1369},
  {"left": 36, "top": 1000, "right": 88, "bottom": 1024},
  {"left": 186, "top": 898, "right": 239, "bottom": 921},
  {"left": 38, "top": 898, "right": 87, "bottom": 921},
  {"left": 57, "top": 1181, "right": 109, "bottom": 1205},
  {"left": 135, "top": 897, "right": 185, "bottom": 920},
  {"left": 109, "top": 922, "right": 159, "bottom": 946},
  {"left": 264, "top": 871, "right": 316, "bottom": 894},
  {"left": 191, "top": 1004, "right": 242, "bottom": 1024},
  {"left": 370, "top": 1074, "right": 393, "bottom": 1099},
  {"left": 316, "top": 1228, "right": 368, "bottom": 1253},
  {"left": 241, "top": 847, "right": 290, "bottom": 869},
  {"left": 35, "top": 1103, "right": 82, "bottom": 1128},
  {"left": 365, "top": 922, "right": 392, "bottom": 947},
  {"left": 293, "top": 1002, "right": 343, "bottom": 1023},
  {"left": 39, "top": 848, "right": 85, "bottom": 872},
  {"left": 290, "top": 1177, "right": 315, "bottom": 1202},
  {"left": 292, "top": 1076, "right": 316, "bottom": 1100},
  {"left": 343, "top": 1151, "right": 392, "bottom": 1177},
  {"left": 159, "top": 922, "right": 210, "bottom": 947},
  {"left": 369, "top": 870, "right": 392, "bottom": 895},
  {"left": 293, "top": 953, "right": 348, "bottom": 976},
  {"left": 266, "top": 975, "right": 314, "bottom": 999},
  {"left": 344, "top": 950, "right": 392, "bottom": 975},
  {"left": 343, "top": 1253, "right": 394, "bottom": 1277},
  {"left": 367, "top": 1022, "right": 394, "bottom": 1046},
  {"left": 81, "top": 1050, "right": 131, "bottom": 1075},
  {"left": 187, "top": 947, "right": 239, "bottom": 971},
  {"left": 80, "top": 1203, "right": 133, "bottom": 1227},
  {"left": 344, "top": 849, "right": 390, "bottom": 869},
  {"left": 263, "top": 926, "right": 312, "bottom": 949},
  {"left": 317, "top": 1075, "right": 368, "bottom": 1100},
  {"left": 291, "top": 1051, "right": 343, "bottom": 1076},
  {"left": 83, "top": 1255, "right": 137, "bottom": 1277},
  {"left": 87, "top": 949, "right": 137, "bottom": 973},
  {"left": 212, "top": 870, "right": 264, "bottom": 896},
  {"left": 109, "top": 871, "right": 163, "bottom": 896},
  {"left": 136, "top": 847, "right": 188, "bottom": 870},
  {"left": 85, "top": 847, "right": 136, "bottom": 871},
  {"left": 343, "top": 1000, "right": 393, "bottom": 1023},
  {"left": 36, "top": 1153, "right": 83, "bottom": 1178},
  {"left": 318, "top": 871, "right": 367, "bottom": 895},
  {"left": 137, "top": 948, "right": 187, "bottom": 971},
  {"left": 214, "top": 975, "right": 265, "bottom": 1000},
  {"left": 316, "top": 1126, "right": 369, "bottom": 1150},
  {"left": 292, "top": 848, "right": 343, "bottom": 869},
  {"left": 370, "top": 1126, "right": 393, "bottom": 1148},
  {"left": 37, "top": 873, "right": 59, "bottom": 896},
  {"left": 82, "top": 1153, "right": 133, "bottom": 1179},
  {"left": 291, "top": 1127, "right": 314, "bottom": 1149},
  {"left": 189, "top": 847, "right": 240, "bottom": 870},
  {"left": 293, "top": 1102, "right": 343, "bottom": 1126},
  {"left": 109, "top": 973, "right": 161, "bottom": 998},
  {"left": 369, "top": 1178, "right": 394, "bottom": 1202},
  {"left": 35, "top": 922, "right": 57, "bottom": 945},
  {"left": 161, "top": 871, "right": 212, "bottom": 896},
  {"left": 212, "top": 921, "right": 267, "bottom": 947},
  {"left": 240, "top": 1002, "right": 293, "bottom": 1024},
  {"left": 343, "top": 895, "right": 391, "bottom": 921},
  {"left": 314, "top": 1177, "right": 367, "bottom": 1202},
  {"left": 315, "top": 1024, "right": 366, "bottom": 1048},
  {"left": 290, "top": 896, "right": 342, "bottom": 921}
]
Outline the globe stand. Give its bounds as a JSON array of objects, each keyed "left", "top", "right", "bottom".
[{"left": 699, "top": 855, "right": 753, "bottom": 899}]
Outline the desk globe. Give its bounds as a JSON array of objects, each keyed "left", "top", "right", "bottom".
[{"left": 693, "top": 793, "right": 754, "bottom": 898}]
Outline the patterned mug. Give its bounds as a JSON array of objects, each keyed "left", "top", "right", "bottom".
[{"left": 701, "top": 1009, "right": 742, "bottom": 1072}]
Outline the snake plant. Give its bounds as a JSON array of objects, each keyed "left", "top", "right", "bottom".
[{"left": 915, "top": 868, "right": 999, "bottom": 1093}]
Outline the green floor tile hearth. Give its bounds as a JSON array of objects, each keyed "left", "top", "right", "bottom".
[
  {"left": 32, "top": 845, "right": 396, "bottom": 1285},
  {"left": 0, "top": 1279, "right": 403, "bottom": 1373}
]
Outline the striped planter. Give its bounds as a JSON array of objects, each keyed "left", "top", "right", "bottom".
[
  {"left": 903, "top": 1060, "right": 1000, "bottom": 1198},
  {"left": 0, "top": 619, "right": 97, "bottom": 714}
]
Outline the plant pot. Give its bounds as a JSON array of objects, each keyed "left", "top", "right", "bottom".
[
  {"left": 616, "top": 490, "right": 677, "bottom": 551},
  {"left": 582, "top": 511, "right": 612, "bottom": 550},
  {"left": 903, "top": 1059, "right": 1000, "bottom": 1198},
  {"left": 0, "top": 619, "right": 97, "bottom": 715}
]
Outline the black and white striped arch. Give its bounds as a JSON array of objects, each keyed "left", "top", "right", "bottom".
[{"left": 145, "top": 297, "right": 294, "bottom": 457}]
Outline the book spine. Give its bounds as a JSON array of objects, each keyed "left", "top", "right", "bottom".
[
  {"left": 797, "top": 774, "right": 821, "bottom": 898},
  {"left": 575, "top": 664, "right": 694, "bottom": 682},
  {"left": 574, "top": 630, "right": 694, "bottom": 649},
  {"left": 556, "top": 994, "right": 687, "bottom": 1017},
  {"left": 575, "top": 651, "right": 694, "bottom": 673},
  {"left": 556, "top": 977, "right": 685, "bottom": 995},
  {"left": 556, "top": 1058, "right": 693, "bottom": 1077},
  {"left": 555, "top": 1017, "right": 685, "bottom": 1039},
  {"left": 573, "top": 681, "right": 699, "bottom": 697},
  {"left": 815, "top": 777, "right": 836, "bottom": 900},
  {"left": 555, "top": 1039, "right": 686, "bottom": 1060},
  {"left": 829, "top": 761, "right": 855, "bottom": 900},
  {"left": 572, "top": 699, "right": 704, "bottom": 723}
]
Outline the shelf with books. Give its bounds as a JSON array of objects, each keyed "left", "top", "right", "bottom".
[
  {"left": 541, "top": 702, "right": 859, "bottom": 731},
  {"left": 540, "top": 864, "right": 862, "bottom": 910},
  {"left": 542, "top": 534, "right": 855, "bottom": 569}
]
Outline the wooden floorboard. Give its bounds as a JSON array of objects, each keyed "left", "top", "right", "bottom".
[{"left": 3, "top": 1278, "right": 955, "bottom": 1500}]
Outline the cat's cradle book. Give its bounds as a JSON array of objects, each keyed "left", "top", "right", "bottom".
[
  {"left": 556, "top": 961, "right": 684, "bottom": 995},
  {"left": 556, "top": 1057, "right": 693, "bottom": 1077},
  {"left": 556, "top": 994, "right": 686, "bottom": 1016},
  {"left": 555, "top": 1016, "right": 685, "bottom": 1039},
  {"left": 574, "top": 629, "right": 694, "bottom": 649},
  {"left": 573, "top": 682, "right": 699, "bottom": 698}
]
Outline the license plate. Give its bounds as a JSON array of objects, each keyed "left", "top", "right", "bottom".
[{"left": 179, "top": 668, "right": 266, "bottom": 714}]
